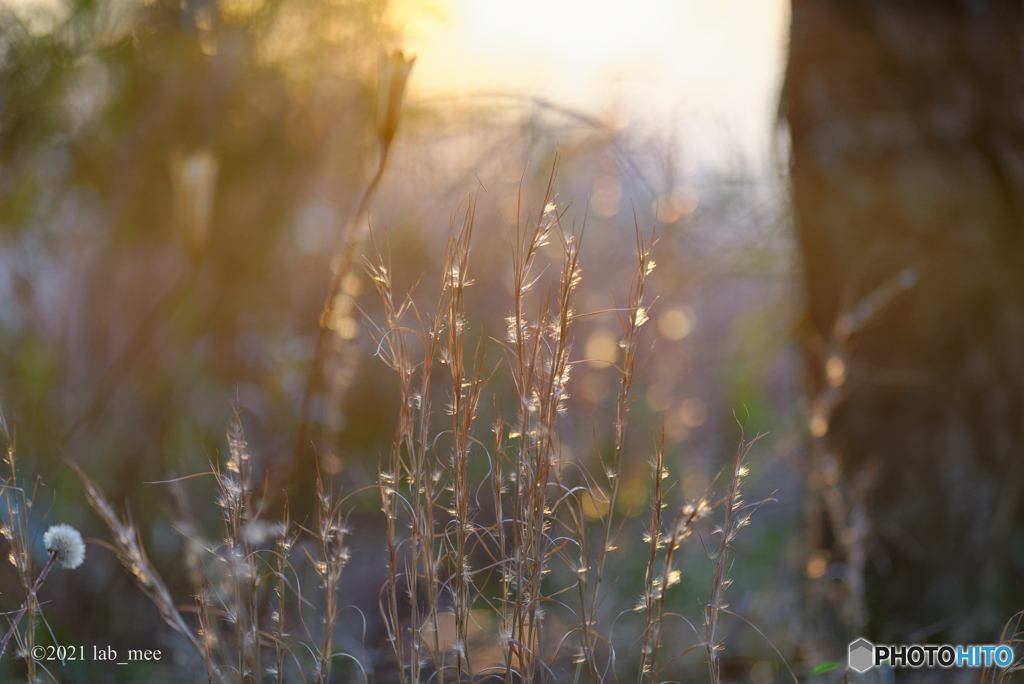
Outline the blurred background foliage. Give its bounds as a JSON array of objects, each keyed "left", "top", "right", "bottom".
[
  {"left": 0, "top": 0, "right": 808, "bottom": 680},
  {"left": 0, "top": 0, "right": 390, "bottom": 478}
]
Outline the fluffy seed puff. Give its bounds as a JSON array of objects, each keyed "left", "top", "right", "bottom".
[{"left": 43, "top": 524, "right": 86, "bottom": 569}]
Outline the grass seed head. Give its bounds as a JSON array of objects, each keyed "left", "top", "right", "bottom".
[{"left": 43, "top": 524, "right": 86, "bottom": 569}]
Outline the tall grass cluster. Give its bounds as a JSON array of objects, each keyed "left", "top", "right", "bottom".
[
  {"left": 1, "top": 168, "right": 1022, "bottom": 682},
  {"left": 39, "top": 165, "right": 786, "bottom": 684}
]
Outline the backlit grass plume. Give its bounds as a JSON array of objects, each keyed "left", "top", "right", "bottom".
[{"left": 44, "top": 523, "right": 86, "bottom": 570}]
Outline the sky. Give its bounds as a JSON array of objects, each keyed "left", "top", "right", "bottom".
[
  {"left": 394, "top": 0, "right": 791, "bottom": 170},
  {"left": 1, "top": 0, "right": 791, "bottom": 170}
]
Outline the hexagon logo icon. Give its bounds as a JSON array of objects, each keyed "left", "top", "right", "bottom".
[{"left": 849, "top": 638, "right": 875, "bottom": 673}]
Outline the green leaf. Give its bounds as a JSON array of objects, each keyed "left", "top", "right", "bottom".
[{"left": 813, "top": 661, "right": 841, "bottom": 674}]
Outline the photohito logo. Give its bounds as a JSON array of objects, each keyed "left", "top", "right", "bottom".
[
  {"left": 848, "top": 639, "right": 1015, "bottom": 672},
  {"left": 848, "top": 639, "right": 874, "bottom": 673}
]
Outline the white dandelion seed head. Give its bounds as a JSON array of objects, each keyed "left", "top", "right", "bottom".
[{"left": 43, "top": 524, "right": 86, "bottom": 569}]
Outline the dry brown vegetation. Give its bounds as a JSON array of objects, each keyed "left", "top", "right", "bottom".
[{"left": 35, "top": 163, "right": 787, "bottom": 684}]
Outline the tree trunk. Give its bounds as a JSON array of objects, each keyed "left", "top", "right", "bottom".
[{"left": 784, "top": 0, "right": 1024, "bottom": 648}]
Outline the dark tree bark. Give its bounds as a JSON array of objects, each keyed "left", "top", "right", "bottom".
[{"left": 784, "top": 0, "right": 1024, "bottom": 647}]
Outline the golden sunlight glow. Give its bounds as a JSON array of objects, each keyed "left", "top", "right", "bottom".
[
  {"left": 394, "top": 0, "right": 790, "bottom": 164},
  {"left": 585, "top": 329, "right": 619, "bottom": 368}
]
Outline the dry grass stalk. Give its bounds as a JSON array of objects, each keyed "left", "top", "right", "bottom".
[
  {"left": 292, "top": 51, "right": 416, "bottom": 478},
  {"left": 0, "top": 415, "right": 88, "bottom": 680},
  {"left": 703, "top": 431, "right": 761, "bottom": 684},
  {"left": 364, "top": 196, "right": 489, "bottom": 683},
  {"left": 364, "top": 223, "right": 442, "bottom": 683},
  {"left": 440, "top": 199, "right": 487, "bottom": 682},
  {"left": 0, "top": 413, "right": 41, "bottom": 679},
  {"left": 70, "top": 460, "right": 206, "bottom": 658},
  {"left": 572, "top": 221, "right": 656, "bottom": 681},
  {"left": 982, "top": 610, "right": 1024, "bottom": 684},
  {"left": 305, "top": 471, "right": 351, "bottom": 684},
  {"left": 498, "top": 164, "right": 579, "bottom": 684},
  {"left": 72, "top": 426, "right": 312, "bottom": 684}
]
